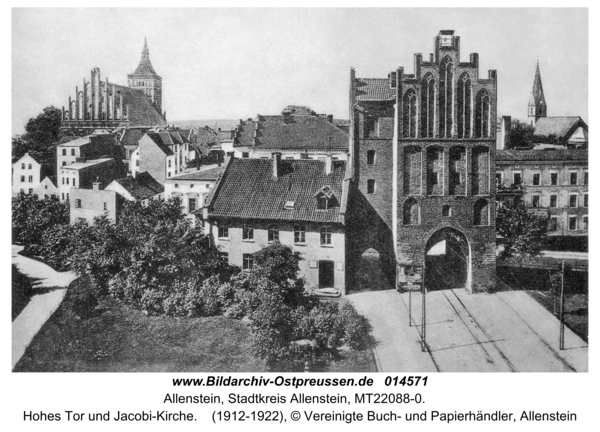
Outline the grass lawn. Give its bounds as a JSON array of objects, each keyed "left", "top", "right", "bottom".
[
  {"left": 527, "top": 290, "right": 588, "bottom": 343},
  {"left": 14, "top": 280, "right": 376, "bottom": 373}
]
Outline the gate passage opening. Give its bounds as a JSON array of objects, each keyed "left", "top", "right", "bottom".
[{"left": 425, "top": 227, "right": 471, "bottom": 291}]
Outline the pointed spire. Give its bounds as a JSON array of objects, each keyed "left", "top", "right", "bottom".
[
  {"left": 529, "top": 61, "right": 546, "bottom": 106},
  {"left": 132, "top": 37, "right": 157, "bottom": 76}
]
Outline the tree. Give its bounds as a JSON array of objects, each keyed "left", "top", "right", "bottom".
[
  {"left": 244, "top": 243, "right": 372, "bottom": 371},
  {"left": 12, "top": 106, "right": 62, "bottom": 161},
  {"left": 496, "top": 203, "right": 548, "bottom": 260},
  {"left": 12, "top": 193, "right": 69, "bottom": 250},
  {"left": 506, "top": 123, "right": 535, "bottom": 149}
]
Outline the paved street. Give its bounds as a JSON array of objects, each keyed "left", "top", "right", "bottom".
[
  {"left": 348, "top": 288, "right": 587, "bottom": 373},
  {"left": 12, "top": 245, "right": 77, "bottom": 369}
]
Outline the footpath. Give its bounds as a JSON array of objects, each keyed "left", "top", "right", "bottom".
[{"left": 12, "top": 245, "right": 77, "bottom": 369}]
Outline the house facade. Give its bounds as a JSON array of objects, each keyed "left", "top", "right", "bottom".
[
  {"left": 496, "top": 149, "right": 588, "bottom": 249},
  {"left": 164, "top": 165, "right": 224, "bottom": 214},
  {"left": 12, "top": 153, "right": 54, "bottom": 197},
  {"left": 58, "top": 158, "right": 127, "bottom": 203},
  {"left": 204, "top": 155, "right": 349, "bottom": 292},
  {"left": 135, "top": 130, "right": 191, "bottom": 183}
]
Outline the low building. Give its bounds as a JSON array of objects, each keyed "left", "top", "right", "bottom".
[
  {"left": 204, "top": 154, "right": 349, "bottom": 292},
  {"left": 134, "top": 129, "right": 191, "bottom": 183},
  {"left": 533, "top": 117, "right": 588, "bottom": 149},
  {"left": 164, "top": 165, "right": 224, "bottom": 214},
  {"left": 496, "top": 149, "right": 588, "bottom": 250},
  {"left": 39, "top": 176, "right": 58, "bottom": 199},
  {"left": 224, "top": 105, "right": 349, "bottom": 160},
  {"left": 104, "top": 171, "right": 164, "bottom": 205},
  {"left": 12, "top": 153, "right": 54, "bottom": 197},
  {"left": 58, "top": 158, "right": 127, "bottom": 202},
  {"left": 70, "top": 181, "right": 122, "bottom": 225}
]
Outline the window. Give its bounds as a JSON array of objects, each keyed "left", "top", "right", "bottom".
[
  {"left": 550, "top": 195, "right": 557, "bottom": 208},
  {"left": 496, "top": 173, "right": 503, "bottom": 186},
  {"left": 71, "top": 149, "right": 75, "bottom": 156},
  {"left": 513, "top": 172, "right": 521, "bottom": 185},
  {"left": 28, "top": 175, "right": 33, "bottom": 183},
  {"left": 74, "top": 199, "right": 82, "bottom": 208},
  {"left": 167, "top": 173, "right": 171, "bottom": 178},
  {"left": 243, "top": 254, "right": 254, "bottom": 271},
  {"left": 21, "top": 163, "right": 25, "bottom": 169},
  {"left": 188, "top": 198, "right": 197, "bottom": 212},
  {"left": 294, "top": 225, "right": 306, "bottom": 244},
  {"left": 62, "top": 193, "right": 65, "bottom": 201},
  {"left": 473, "top": 199, "right": 489, "bottom": 226},
  {"left": 317, "top": 196, "right": 328, "bottom": 210},
  {"left": 584, "top": 172, "right": 588, "bottom": 185},
  {"left": 532, "top": 173, "right": 540, "bottom": 186},
  {"left": 66, "top": 193, "right": 69, "bottom": 201},
  {"left": 20, "top": 176, "right": 25, "bottom": 182},
  {"left": 583, "top": 216, "right": 588, "bottom": 230},
  {"left": 532, "top": 195, "right": 540, "bottom": 208},
  {"left": 44, "top": 185, "right": 48, "bottom": 189},
  {"left": 367, "top": 179, "right": 376, "bottom": 194},
  {"left": 242, "top": 224, "right": 254, "bottom": 240},
  {"left": 218, "top": 226, "right": 229, "bottom": 239},
  {"left": 403, "top": 198, "right": 419, "bottom": 225},
  {"left": 570, "top": 172, "right": 578, "bottom": 185},
  {"left": 284, "top": 201, "right": 295, "bottom": 210},
  {"left": 168, "top": 160, "right": 172, "bottom": 168},
  {"left": 242, "top": 152, "right": 249, "bottom": 159},
  {"left": 420, "top": 73, "right": 435, "bottom": 138},
  {"left": 367, "top": 150, "right": 375, "bottom": 165},
  {"left": 569, "top": 195, "right": 578, "bottom": 208},
  {"left": 72, "top": 179, "right": 76, "bottom": 187},
  {"left": 403, "top": 90, "right": 417, "bottom": 138},
  {"left": 136, "top": 160, "right": 140, "bottom": 167},
  {"left": 29, "top": 188, "right": 33, "bottom": 194},
  {"left": 569, "top": 216, "right": 577, "bottom": 231},
  {"left": 442, "top": 205, "right": 451, "bottom": 217},
  {"left": 62, "top": 161, "right": 67, "bottom": 167},
  {"left": 548, "top": 217, "right": 558, "bottom": 231},
  {"left": 28, "top": 164, "right": 32, "bottom": 170},
  {"left": 66, "top": 178, "right": 69, "bottom": 185},
  {"left": 62, "top": 178, "right": 65, "bottom": 185},
  {"left": 103, "top": 202, "right": 107, "bottom": 211},
  {"left": 474, "top": 89, "right": 490, "bottom": 138},
  {"left": 584, "top": 194, "right": 588, "bottom": 208},
  {"left": 430, "top": 172, "right": 439, "bottom": 185},
  {"left": 268, "top": 225, "right": 279, "bottom": 242},
  {"left": 550, "top": 173, "right": 558, "bottom": 185},
  {"left": 456, "top": 73, "right": 472, "bottom": 138},
  {"left": 62, "top": 149, "right": 66, "bottom": 156},
  {"left": 219, "top": 252, "right": 228, "bottom": 263},
  {"left": 321, "top": 227, "right": 332, "bottom": 245}
]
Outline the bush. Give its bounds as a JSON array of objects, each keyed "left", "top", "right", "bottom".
[{"left": 69, "top": 277, "right": 99, "bottom": 319}]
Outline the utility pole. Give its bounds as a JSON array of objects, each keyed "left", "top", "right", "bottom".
[{"left": 559, "top": 260, "right": 565, "bottom": 350}]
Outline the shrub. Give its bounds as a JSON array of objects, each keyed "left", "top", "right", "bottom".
[{"left": 69, "top": 277, "right": 99, "bottom": 319}]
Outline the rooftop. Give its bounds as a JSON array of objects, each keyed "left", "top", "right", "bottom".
[
  {"left": 497, "top": 149, "right": 588, "bottom": 162},
  {"left": 355, "top": 78, "right": 396, "bottom": 101},
  {"left": 168, "top": 165, "right": 225, "bottom": 181},
  {"left": 112, "top": 171, "right": 163, "bottom": 200},
  {"left": 534, "top": 116, "right": 587, "bottom": 139},
  {"left": 63, "top": 158, "right": 114, "bottom": 170},
  {"left": 208, "top": 158, "right": 347, "bottom": 224}
]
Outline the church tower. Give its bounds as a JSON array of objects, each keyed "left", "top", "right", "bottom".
[
  {"left": 128, "top": 37, "right": 163, "bottom": 113},
  {"left": 528, "top": 61, "right": 546, "bottom": 125}
]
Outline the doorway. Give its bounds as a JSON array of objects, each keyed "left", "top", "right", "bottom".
[
  {"left": 319, "top": 260, "right": 335, "bottom": 288},
  {"left": 425, "top": 227, "right": 471, "bottom": 291}
]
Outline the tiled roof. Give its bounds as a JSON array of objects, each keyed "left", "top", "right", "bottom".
[
  {"left": 169, "top": 165, "right": 224, "bottom": 181},
  {"left": 534, "top": 117, "right": 587, "bottom": 138},
  {"left": 144, "top": 130, "right": 190, "bottom": 155},
  {"left": 118, "top": 128, "right": 148, "bottom": 147},
  {"left": 131, "top": 38, "right": 159, "bottom": 76},
  {"left": 209, "top": 158, "right": 347, "bottom": 224},
  {"left": 64, "top": 158, "right": 115, "bottom": 170},
  {"left": 113, "top": 172, "right": 163, "bottom": 200},
  {"left": 57, "top": 133, "right": 117, "bottom": 148},
  {"left": 355, "top": 78, "right": 395, "bottom": 101},
  {"left": 496, "top": 149, "right": 588, "bottom": 162},
  {"left": 232, "top": 115, "right": 348, "bottom": 151},
  {"left": 113, "top": 84, "right": 166, "bottom": 127}
]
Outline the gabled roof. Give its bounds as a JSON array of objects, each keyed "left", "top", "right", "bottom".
[
  {"left": 112, "top": 171, "right": 164, "bottom": 200},
  {"left": 207, "top": 158, "right": 347, "bottom": 224},
  {"left": 144, "top": 130, "right": 190, "bottom": 155},
  {"left": 534, "top": 116, "right": 587, "bottom": 140},
  {"left": 496, "top": 148, "right": 588, "bottom": 162},
  {"left": 118, "top": 128, "right": 148, "bottom": 147},
  {"left": 112, "top": 84, "right": 166, "bottom": 127},
  {"left": 232, "top": 114, "right": 348, "bottom": 151},
  {"left": 169, "top": 165, "right": 225, "bottom": 181},
  {"left": 355, "top": 78, "right": 396, "bottom": 101}
]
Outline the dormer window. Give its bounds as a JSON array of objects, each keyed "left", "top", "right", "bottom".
[
  {"left": 317, "top": 196, "right": 328, "bottom": 210},
  {"left": 314, "top": 185, "right": 336, "bottom": 210},
  {"left": 284, "top": 201, "right": 295, "bottom": 210}
]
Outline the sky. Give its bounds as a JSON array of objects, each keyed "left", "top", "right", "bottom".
[{"left": 12, "top": 8, "right": 588, "bottom": 135}]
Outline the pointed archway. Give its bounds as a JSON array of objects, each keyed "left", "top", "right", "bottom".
[{"left": 425, "top": 227, "right": 471, "bottom": 291}]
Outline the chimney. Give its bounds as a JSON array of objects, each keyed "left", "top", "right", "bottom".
[
  {"left": 93, "top": 177, "right": 101, "bottom": 190},
  {"left": 326, "top": 114, "right": 333, "bottom": 124},
  {"left": 282, "top": 109, "right": 292, "bottom": 124},
  {"left": 272, "top": 152, "right": 282, "bottom": 179},
  {"left": 325, "top": 154, "right": 332, "bottom": 175}
]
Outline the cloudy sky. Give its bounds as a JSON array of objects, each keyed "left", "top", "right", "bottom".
[{"left": 12, "top": 8, "right": 588, "bottom": 135}]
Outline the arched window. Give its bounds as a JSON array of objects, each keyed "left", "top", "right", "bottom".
[
  {"left": 473, "top": 199, "right": 489, "bottom": 226},
  {"left": 475, "top": 89, "right": 491, "bottom": 138},
  {"left": 420, "top": 73, "right": 435, "bottom": 138},
  {"left": 403, "top": 89, "right": 417, "bottom": 138},
  {"left": 456, "top": 73, "right": 472, "bottom": 138},
  {"left": 403, "top": 198, "right": 419, "bottom": 225},
  {"left": 449, "top": 146, "right": 466, "bottom": 195},
  {"left": 439, "top": 57, "right": 454, "bottom": 138},
  {"left": 426, "top": 146, "right": 444, "bottom": 196}
]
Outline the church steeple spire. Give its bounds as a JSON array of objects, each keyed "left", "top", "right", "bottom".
[
  {"left": 528, "top": 60, "right": 547, "bottom": 124},
  {"left": 133, "top": 36, "right": 157, "bottom": 76}
]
